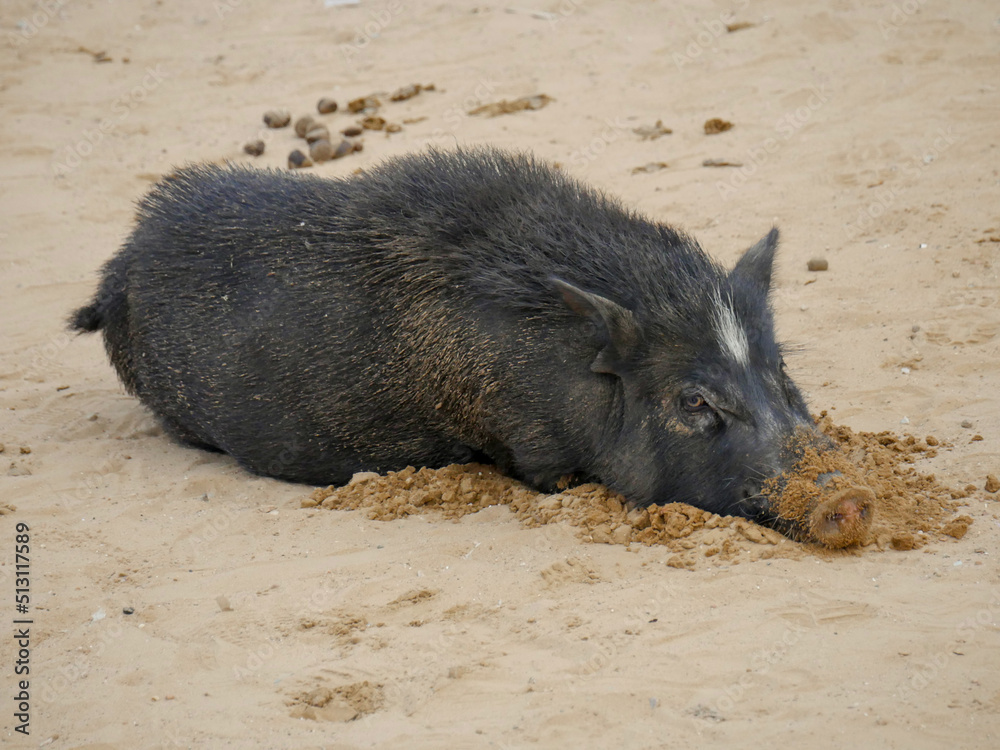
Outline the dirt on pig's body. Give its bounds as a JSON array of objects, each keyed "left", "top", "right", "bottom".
[{"left": 305, "top": 414, "right": 972, "bottom": 569}]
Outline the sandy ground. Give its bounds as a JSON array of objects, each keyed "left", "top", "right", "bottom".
[{"left": 2, "top": 0, "right": 1000, "bottom": 747}]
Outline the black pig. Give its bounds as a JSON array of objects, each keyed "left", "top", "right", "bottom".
[{"left": 71, "top": 147, "right": 819, "bottom": 525}]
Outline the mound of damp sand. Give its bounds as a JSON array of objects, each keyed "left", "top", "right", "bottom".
[
  {"left": 303, "top": 415, "right": 974, "bottom": 566},
  {"left": 764, "top": 413, "right": 973, "bottom": 552}
]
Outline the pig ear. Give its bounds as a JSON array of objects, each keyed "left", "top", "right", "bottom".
[
  {"left": 731, "top": 227, "right": 779, "bottom": 290},
  {"left": 551, "top": 278, "right": 639, "bottom": 375}
]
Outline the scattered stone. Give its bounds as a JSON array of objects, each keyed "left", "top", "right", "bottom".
[
  {"left": 216, "top": 595, "right": 233, "bottom": 612},
  {"left": 305, "top": 125, "right": 331, "bottom": 144},
  {"left": 334, "top": 140, "right": 355, "bottom": 159},
  {"left": 123, "top": 606, "right": 135, "bottom": 615},
  {"left": 702, "top": 158, "right": 743, "bottom": 167},
  {"left": 294, "top": 115, "right": 317, "bottom": 137},
  {"left": 632, "top": 120, "right": 672, "bottom": 140},
  {"left": 342, "top": 126, "right": 363, "bottom": 137},
  {"left": 385, "top": 122, "right": 402, "bottom": 133},
  {"left": 243, "top": 139, "right": 265, "bottom": 157},
  {"left": 288, "top": 150, "right": 313, "bottom": 169},
  {"left": 961, "top": 420, "right": 973, "bottom": 429},
  {"left": 925, "top": 435, "right": 939, "bottom": 446},
  {"left": 726, "top": 21, "right": 755, "bottom": 32},
  {"left": 807, "top": 257, "right": 829, "bottom": 271},
  {"left": 263, "top": 109, "right": 291, "bottom": 128},
  {"left": 310, "top": 139, "right": 335, "bottom": 163},
  {"left": 317, "top": 97, "right": 339, "bottom": 114},
  {"left": 971, "top": 434, "right": 984, "bottom": 442},
  {"left": 986, "top": 474, "right": 1000, "bottom": 493},
  {"left": 704, "top": 118, "right": 734, "bottom": 134},
  {"left": 19, "top": 446, "right": 31, "bottom": 455}
]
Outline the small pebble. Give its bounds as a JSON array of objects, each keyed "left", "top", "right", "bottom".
[
  {"left": 317, "top": 97, "right": 338, "bottom": 114},
  {"left": 288, "top": 150, "right": 313, "bottom": 169},
  {"left": 351, "top": 140, "right": 364, "bottom": 153},
  {"left": 123, "top": 606, "right": 135, "bottom": 615},
  {"left": 342, "top": 126, "right": 363, "bottom": 137},
  {"left": 912, "top": 324, "right": 921, "bottom": 333},
  {"left": 385, "top": 122, "right": 402, "bottom": 133},
  {"left": 807, "top": 257, "right": 829, "bottom": 272},
  {"left": 243, "top": 139, "right": 265, "bottom": 157},
  {"left": 262, "top": 109, "right": 291, "bottom": 128},
  {"left": 901, "top": 367, "right": 910, "bottom": 375},
  {"left": 900, "top": 416, "right": 910, "bottom": 425},
  {"left": 305, "top": 125, "right": 331, "bottom": 144},
  {"left": 310, "top": 139, "right": 335, "bottom": 163},
  {"left": 333, "top": 140, "right": 354, "bottom": 159},
  {"left": 20, "top": 446, "right": 31, "bottom": 455},
  {"left": 294, "top": 115, "right": 316, "bottom": 137},
  {"left": 985, "top": 474, "right": 1000, "bottom": 493},
  {"left": 216, "top": 595, "right": 233, "bottom": 612},
  {"left": 961, "top": 420, "right": 973, "bottom": 429},
  {"left": 925, "top": 435, "right": 939, "bottom": 446}
]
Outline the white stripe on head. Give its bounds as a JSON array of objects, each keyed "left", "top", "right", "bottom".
[{"left": 712, "top": 290, "right": 750, "bottom": 366}]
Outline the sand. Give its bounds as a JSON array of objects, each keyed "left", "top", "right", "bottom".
[
  {"left": 2, "top": 0, "right": 999, "bottom": 747},
  {"left": 305, "top": 415, "right": 971, "bottom": 560}
]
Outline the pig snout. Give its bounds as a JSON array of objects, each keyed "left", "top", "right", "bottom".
[{"left": 808, "top": 487, "right": 875, "bottom": 548}]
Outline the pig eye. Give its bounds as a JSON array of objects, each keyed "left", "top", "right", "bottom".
[{"left": 682, "top": 393, "right": 709, "bottom": 412}]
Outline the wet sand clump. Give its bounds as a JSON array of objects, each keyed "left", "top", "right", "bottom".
[{"left": 304, "top": 415, "right": 974, "bottom": 565}]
